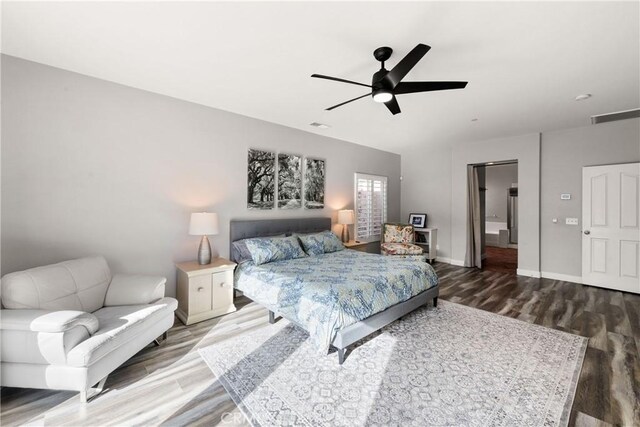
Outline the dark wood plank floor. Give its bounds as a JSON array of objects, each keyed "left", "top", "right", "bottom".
[
  {"left": 1, "top": 263, "right": 638, "bottom": 426},
  {"left": 483, "top": 246, "right": 518, "bottom": 274}
]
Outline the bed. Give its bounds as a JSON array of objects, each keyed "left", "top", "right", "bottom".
[{"left": 230, "top": 217, "right": 439, "bottom": 364}]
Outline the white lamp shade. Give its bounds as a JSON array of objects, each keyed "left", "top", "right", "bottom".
[
  {"left": 189, "top": 212, "right": 219, "bottom": 235},
  {"left": 337, "top": 209, "right": 355, "bottom": 225}
]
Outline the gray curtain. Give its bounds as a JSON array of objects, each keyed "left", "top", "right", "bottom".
[{"left": 464, "top": 165, "right": 482, "bottom": 268}]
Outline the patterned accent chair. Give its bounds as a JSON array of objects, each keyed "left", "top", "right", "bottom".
[{"left": 380, "top": 223, "right": 425, "bottom": 260}]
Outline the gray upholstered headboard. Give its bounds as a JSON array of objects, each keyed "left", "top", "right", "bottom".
[{"left": 229, "top": 217, "right": 332, "bottom": 262}]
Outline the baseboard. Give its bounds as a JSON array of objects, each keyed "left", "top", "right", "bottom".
[
  {"left": 432, "top": 260, "right": 582, "bottom": 284},
  {"left": 540, "top": 271, "right": 583, "bottom": 284},
  {"left": 516, "top": 268, "right": 542, "bottom": 278}
]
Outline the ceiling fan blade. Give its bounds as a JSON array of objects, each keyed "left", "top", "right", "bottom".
[
  {"left": 311, "top": 74, "right": 372, "bottom": 88},
  {"left": 325, "top": 93, "right": 371, "bottom": 111},
  {"left": 394, "top": 81, "right": 468, "bottom": 94},
  {"left": 383, "top": 44, "right": 431, "bottom": 88},
  {"left": 384, "top": 96, "right": 401, "bottom": 115}
]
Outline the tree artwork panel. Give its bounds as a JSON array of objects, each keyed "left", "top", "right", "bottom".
[
  {"left": 277, "top": 154, "right": 302, "bottom": 209},
  {"left": 247, "top": 149, "right": 275, "bottom": 210},
  {"left": 304, "top": 158, "right": 325, "bottom": 209}
]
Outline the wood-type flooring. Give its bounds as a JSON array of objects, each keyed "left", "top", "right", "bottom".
[{"left": 2, "top": 263, "right": 638, "bottom": 426}]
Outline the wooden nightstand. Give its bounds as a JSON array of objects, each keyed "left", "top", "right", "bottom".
[
  {"left": 343, "top": 240, "right": 370, "bottom": 252},
  {"left": 175, "top": 258, "right": 237, "bottom": 325}
]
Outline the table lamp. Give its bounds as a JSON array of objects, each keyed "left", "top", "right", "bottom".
[
  {"left": 189, "top": 212, "right": 219, "bottom": 265},
  {"left": 337, "top": 209, "right": 354, "bottom": 243}
]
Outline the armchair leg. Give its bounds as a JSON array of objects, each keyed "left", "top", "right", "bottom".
[
  {"left": 154, "top": 330, "right": 169, "bottom": 346},
  {"left": 80, "top": 375, "right": 108, "bottom": 403}
]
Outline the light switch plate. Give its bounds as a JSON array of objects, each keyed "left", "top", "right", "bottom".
[
  {"left": 566, "top": 218, "right": 579, "bottom": 225},
  {"left": 561, "top": 193, "right": 571, "bottom": 200}
]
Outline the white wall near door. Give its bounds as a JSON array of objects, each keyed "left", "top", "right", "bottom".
[{"left": 582, "top": 162, "right": 640, "bottom": 294}]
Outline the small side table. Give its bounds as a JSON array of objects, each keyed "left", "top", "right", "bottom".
[
  {"left": 414, "top": 228, "right": 437, "bottom": 263},
  {"left": 343, "top": 240, "right": 369, "bottom": 252},
  {"left": 176, "top": 258, "right": 237, "bottom": 325}
]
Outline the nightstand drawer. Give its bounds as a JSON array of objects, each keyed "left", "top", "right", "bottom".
[
  {"left": 189, "top": 275, "right": 212, "bottom": 314},
  {"left": 211, "top": 270, "right": 234, "bottom": 310}
]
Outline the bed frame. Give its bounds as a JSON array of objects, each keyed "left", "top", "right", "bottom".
[{"left": 229, "top": 217, "right": 439, "bottom": 364}]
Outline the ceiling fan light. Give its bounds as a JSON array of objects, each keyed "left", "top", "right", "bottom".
[{"left": 373, "top": 90, "right": 393, "bottom": 103}]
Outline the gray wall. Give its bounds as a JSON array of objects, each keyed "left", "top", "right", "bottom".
[
  {"left": 485, "top": 163, "right": 518, "bottom": 223},
  {"left": 451, "top": 134, "right": 540, "bottom": 273},
  {"left": 540, "top": 118, "right": 640, "bottom": 278},
  {"left": 402, "top": 119, "right": 639, "bottom": 280},
  {"left": 400, "top": 145, "right": 452, "bottom": 259},
  {"left": 1, "top": 56, "right": 402, "bottom": 296},
  {"left": 400, "top": 133, "right": 540, "bottom": 273}
]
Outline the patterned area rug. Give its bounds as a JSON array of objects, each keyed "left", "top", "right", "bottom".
[{"left": 199, "top": 301, "right": 587, "bottom": 427}]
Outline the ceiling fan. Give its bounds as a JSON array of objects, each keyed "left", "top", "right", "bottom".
[{"left": 311, "top": 44, "right": 467, "bottom": 115}]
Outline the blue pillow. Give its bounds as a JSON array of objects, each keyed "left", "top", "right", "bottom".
[
  {"left": 244, "top": 235, "right": 308, "bottom": 265},
  {"left": 297, "top": 231, "right": 345, "bottom": 256},
  {"left": 232, "top": 234, "right": 285, "bottom": 264}
]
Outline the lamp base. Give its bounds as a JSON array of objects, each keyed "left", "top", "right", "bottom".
[
  {"left": 197, "top": 236, "right": 212, "bottom": 265},
  {"left": 341, "top": 225, "right": 350, "bottom": 243}
]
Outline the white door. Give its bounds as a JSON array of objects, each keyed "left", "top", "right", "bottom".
[{"left": 582, "top": 163, "right": 640, "bottom": 293}]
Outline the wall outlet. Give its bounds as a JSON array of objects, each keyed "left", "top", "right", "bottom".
[{"left": 566, "top": 218, "right": 579, "bottom": 225}]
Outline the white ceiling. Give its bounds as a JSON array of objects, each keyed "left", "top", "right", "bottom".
[{"left": 2, "top": 1, "right": 639, "bottom": 154}]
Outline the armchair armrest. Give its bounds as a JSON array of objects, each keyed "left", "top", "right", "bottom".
[
  {"left": 104, "top": 274, "right": 167, "bottom": 306},
  {"left": 0, "top": 309, "right": 99, "bottom": 334}
]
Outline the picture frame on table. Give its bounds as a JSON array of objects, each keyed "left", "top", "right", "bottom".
[{"left": 408, "top": 213, "right": 427, "bottom": 229}]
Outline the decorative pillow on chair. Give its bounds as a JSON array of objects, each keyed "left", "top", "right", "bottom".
[
  {"left": 383, "top": 223, "right": 415, "bottom": 244},
  {"left": 297, "top": 231, "right": 345, "bottom": 256},
  {"left": 244, "top": 236, "right": 307, "bottom": 265}
]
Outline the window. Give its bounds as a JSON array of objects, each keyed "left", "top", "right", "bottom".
[{"left": 355, "top": 173, "right": 388, "bottom": 242}]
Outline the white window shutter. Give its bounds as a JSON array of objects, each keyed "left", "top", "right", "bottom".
[{"left": 355, "top": 173, "right": 388, "bottom": 242}]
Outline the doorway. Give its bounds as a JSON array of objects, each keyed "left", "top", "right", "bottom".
[{"left": 477, "top": 161, "right": 518, "bottom": 274}]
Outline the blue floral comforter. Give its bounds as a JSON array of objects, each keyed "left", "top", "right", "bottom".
[{"left": 234, "top": 250, "right": 439, "bottom": 353}]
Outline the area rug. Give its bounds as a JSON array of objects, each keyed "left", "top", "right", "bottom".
[{"left": 199, "top": 301, "right": 587, "bottom": 427}]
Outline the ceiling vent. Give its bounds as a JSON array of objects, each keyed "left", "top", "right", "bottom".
[{"left": 591, "top": 108, "right": 640, "bottom": 125}]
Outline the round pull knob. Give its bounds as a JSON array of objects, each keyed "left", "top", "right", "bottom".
[
  {"left": 584, "top": 230, "right": 591, "bottom": 235},
  {"left": 197, "top": 287, "right": 204, "bottom": 292},
  {"left": 219, "top": 282, "right": 225, "bottom": 288}
]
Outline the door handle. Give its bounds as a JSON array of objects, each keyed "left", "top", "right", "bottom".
[{"left": 584, "top": 230, "right": 590, "bottom": 235}]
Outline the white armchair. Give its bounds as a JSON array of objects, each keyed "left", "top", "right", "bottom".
[{"left": 0, "top": 256, "right": 177, "bottom": 402}]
